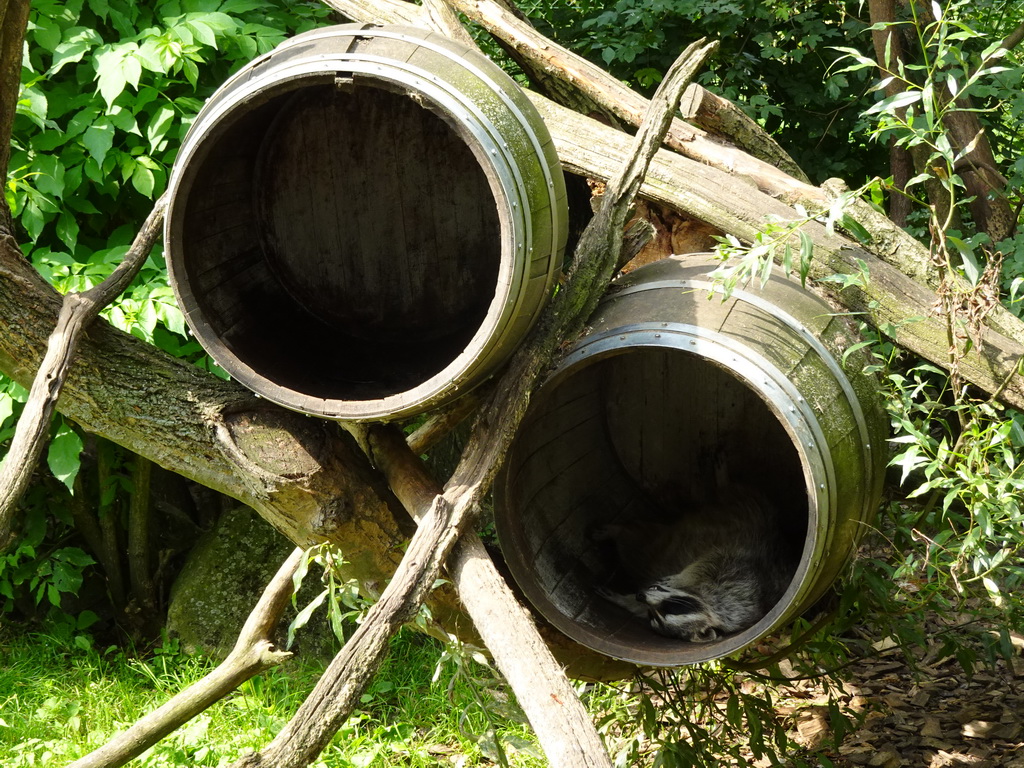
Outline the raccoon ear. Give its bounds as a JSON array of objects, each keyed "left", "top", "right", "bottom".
[
  {"left": 659, "top": 594, "right": 703, "bottom": 615},
  {"left": 694, "top": 626, "right": 718, "bottom": 642}
]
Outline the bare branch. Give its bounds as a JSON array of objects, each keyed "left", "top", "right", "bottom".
[
  {"left": 320, "top": 0, "right": 424, "bottom": 25},
  {"left": 421, "top": 0, "right": 475, "bottom": 46},
  {"left": 0, "top": 195, "right": 167, "bottom": 550},
  {"left": 67, "top": 547, "right": 303, "bottom": 768},
  {"left": 443, "top": 0, "right": 809, "bottom": 201}
]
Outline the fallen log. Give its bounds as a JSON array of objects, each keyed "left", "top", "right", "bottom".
[{"left": 0, "top": 196, "right": 166, "bottom": 550}]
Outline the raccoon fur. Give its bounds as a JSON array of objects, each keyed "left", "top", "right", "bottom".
[{"left": 593, "top": 487, "right": 793, "bottom": 643}]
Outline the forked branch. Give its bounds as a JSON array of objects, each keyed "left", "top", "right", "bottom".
[{"left": 67, "top": 547, "right": 303, "bottom": 768}]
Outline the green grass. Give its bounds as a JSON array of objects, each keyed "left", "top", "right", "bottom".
[{"left": 0, "top": 625, "right": 548, "bottom": 767}]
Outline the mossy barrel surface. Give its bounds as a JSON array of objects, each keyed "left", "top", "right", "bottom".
[
  {"left": 166, "top": 24, "right": 567, "bottom": 421},
  {"left": 495, "top": 255, "right": 887, "bottom": 667}
]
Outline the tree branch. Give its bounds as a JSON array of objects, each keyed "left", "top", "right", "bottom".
[
  {"left": 127, "top": 454, "right": 157, "bottom": 624},
  {"left": 441, "top": 0, "right": 810, "bottom": 199},
  {"left": 0, "top": 195, "right": 167, "bottom": 550},
  {"left": 321, "top": 0, "right": 423, "bottom": 25},
  {"left": 420, "top": 0, "right": 475, "bottom": 45},
  {"left": 67, "top": 547, "right": 303, "bottom": 768},
  {"left": 677, "top": 83, "right": 810, "bottom": 182},
  {"left": 526, "top": 92, "right": 1024, "bottom": 411},
  {"left": 367, "top": 425, "right": 626, "bottom": 761},
  {"left": 1000, "top": 19, "right": 1024, "bottom": 53},
  {"left": 227, "top": 38, "right": 716, "bottom": 768},
  {"left": 0, "top": 0, "right": 30, "bottom": 229}
]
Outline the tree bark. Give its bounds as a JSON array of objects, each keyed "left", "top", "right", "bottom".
[
  {"left": 678, "top": 83, "right": 809, "bottom": 182},
  {"left": 127, "top": 454, "right": 157, "bottom": 627},
  {"left": 0, "top": 196, "right": 166, "bottom": 549},
  {"left": 0, "top": 0, "right": 30, "bottom": 234},
  {"left": 67, "top": 547, "right": 303, "bottom": 768},
  {"left": 868, "top": 0, "right": 915, "bottom": 228}
]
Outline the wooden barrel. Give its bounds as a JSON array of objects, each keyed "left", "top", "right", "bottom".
[
  {"left": 494, "top": 255, "right": 887, "bottom": 667},
  {"left": 165, "top": 24, "right": 566, "bottom": 421}
]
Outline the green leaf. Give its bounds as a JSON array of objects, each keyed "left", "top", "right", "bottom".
[
  {"left": 51, "top": 559, "right": 84, "bottom": 595},
  {"left": 288, "top": 588, "right": 327, "bottom": 649},
  {"left": 156, "top": 296, "right": 188, "bottom": 338},
  {"left": 82, "top": 120, "right": 114, "bottom": 165},
  {"left": 88, "top": 0, "right": 110, "bottom": 20},
  {"left": 121, "top": 54, "right": 143, "bottom": 90},
  {"left": 0, "top": 392, "right": 14, "bottom": 429},
  {"left": 94, "top": 45, "right": 139, "bottom": 107},
  {"left": 864, "top": 89, "right": 922, "bottom": 116},
  {"left": 67, "top": 106, "right": 101, "bottom": 138},
  {"left": 191, "top": 12, "right": 236, "bottom": 35},
  {"left": 146, "top": 104, "right": 175, "bottom": 152},
  {"left": 798, "top": 229, "right": 813, "bottom": 284},
  {"left": 16, "top": 86, "right": 49, "bottom": 129},
  {"left": 840, "top": 214, "right": 872, "bottom": 244},
  {"left": 47, "top": 421, "right": 83, "bottom": 492},
  {"left": 182, "top": 58, "right": 199, "bottom": 88},
  {"left": 33, "top": 18, "right": 64, "bottom": 52},
  {"left": 57, "top": 547, "right": 95, "bottom": 568},
  {"left": 131, "top": 163, "right": 156, "bottom": 197},
  {"left": 32, "top": 154, "right": 65, "bottom": 199},
  {"left": 49, "top": 27, "right": 103, "bottom": 75},
  {"left": 21, "top": 198, "right": 46, "bottom": 241},
  {"left": 948, "top": 235, "right": 981, "bottom": 285},
  {"left": 842, "top": 339, "right": 876, "bottom": 365},
  {"left": 137, "top": 296, "right": 159, "bottom": 339},
  {"left": 56, "top": 212, "right": 80, "bottom": 252},
  {"left": 184, "top": 19, "right": 218, "bottom": 48},
  {"left": 109, "top": 105, "right": 140, "bottom": 136}
]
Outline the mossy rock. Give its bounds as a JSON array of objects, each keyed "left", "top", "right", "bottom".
[{"left": 166, "top": 505, "right": 340, "bottom": 660}]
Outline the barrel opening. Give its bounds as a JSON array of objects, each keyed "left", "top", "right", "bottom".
[
  {"left": 498, "top": 346, "right": 810, "bottom": 665},
  {"left": 175, "top": 78, "right": 502, "bottom": 401}
]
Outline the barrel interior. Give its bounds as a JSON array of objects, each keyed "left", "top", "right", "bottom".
[
  {"left": 178, "top": 80, "right": 501, "bottom": 400},
  {"left": 498, "top": 346, "right": 810, "bottom": 665}
]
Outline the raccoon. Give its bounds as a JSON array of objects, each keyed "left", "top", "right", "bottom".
[{"left": 593, "top": 487, "right": 793, "bottom": 643}]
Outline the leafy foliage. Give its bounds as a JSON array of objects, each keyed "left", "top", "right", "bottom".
[
  {"left": 0, "top": 465, "right": 97, "bottom": 630},
  {"left": 710, "top": 176, "right": 877, "bottom": 297},
  {"left": 288, "top": 543, "right": 371, "bottom": 649},
  {"left": 11, "top": 0, "right": 328, "bottom": 340}
]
